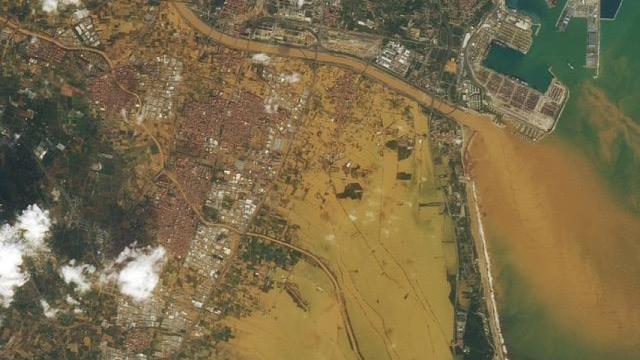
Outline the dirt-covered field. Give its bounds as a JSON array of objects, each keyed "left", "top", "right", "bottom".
[
  {"left": 219, "top": 261, "right": 353, "bottom": 360},
  {"left": 223, "top": 66, "right": 456, "bottom": 360}
]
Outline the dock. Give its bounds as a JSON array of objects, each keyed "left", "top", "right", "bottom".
[{"left": 555, "top": 0, "right": 601, "bottom": 76}]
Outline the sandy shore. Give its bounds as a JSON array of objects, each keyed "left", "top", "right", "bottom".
[{"left": 465, "top": 122, "right": 640, "bottom": 351}]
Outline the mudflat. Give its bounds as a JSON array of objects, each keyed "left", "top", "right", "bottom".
[
  {"left": 467, "top": 124, "right": 640, "bottom": 350},
  {"left": 284, "top": 80, "right": 455, "bottom": 360},
  {"left": 220, "top": 262, "right": 354, "bottom": 360},
  {"left": 219, "top": 69, "right": 455, "bottom": 360}
]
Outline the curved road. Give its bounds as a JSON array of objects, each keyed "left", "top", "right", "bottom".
[
  {"left": 0, "top": 16, "right": 364, "bottom": 358},
  {"left": 1, "top": 17, "right": 143, "bottom": 108},
  {"left": 3, "top": 7, "right": 502, "bottom": 359},
  {"left": 169, "top": 3, "right": 508, "bottom": 359},
  {"left": 162, "top": 170, "right": 364, "bottom": 360},
  {"left": 169, "top": 2, "right": 490, "bottom": 131}
]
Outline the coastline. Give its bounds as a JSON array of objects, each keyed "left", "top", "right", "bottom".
[
  {"left": 463, "top": 120, "right": 640, "bottom": 356},
  {"left": 470, "top": 180, "right": 508, "bottom": 359},
  {"left": 173, "top": 1, "right": 640, "bottom": 357},
  {"left": 463, "top": 130, "right": 508, "bottom": 360}
]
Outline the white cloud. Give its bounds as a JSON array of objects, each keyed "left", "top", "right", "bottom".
[
  {"left": 264, "top": 97, "right": 280, "bottom": 114},
  {"left": 42, "top": 0, "right": 58, "bottom": 12},
  {"left": 42, "top": 0, "right": 82, "bottom": 13},
  {"left": 40, "top": 299, "right": 59, "bottom": 318},
  {"left": 15, "top": 204, "right": 52, "bottom": 251},
  {"left": 65, "top": 295, "right": 84, "bottom": 314},
  {"left": 0, "top": 239, "right": 28, "bottom": 308},
  {"left": 65, "top": 294, "right": 80, "bottom": 306},
  {"left": 60, "top": 260, "right": 95, "bottom": 293},
  {"left": 280, "top": 72, "right": 301, "bottom": 84},
  {"left": 104, "top": 245, "right": 166, "bottom": 302},
  {"left": 0, "top": 205, "right": 52, "bottom": 307},
  {"left": 297, "top": 0, "right": 305, "bottom": 8},
  {"left": 251, "top": 53, "right": 271, "bottom": 65}
]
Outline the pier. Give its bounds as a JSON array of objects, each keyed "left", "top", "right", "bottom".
[{"left": 555, "top": 0, "right": 601, "bottom": 76}]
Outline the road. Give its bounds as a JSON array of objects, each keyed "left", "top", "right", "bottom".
[
  {"left": 171, "top": 3, "right": 508, "bottom": 359},
  {"left": 3, "top": 6, "right": 506, "bottom": 359},
  {"left": 162, "top": 170, "right": 364, "bottom": 360},
  {"left": 169, "top": 2, "right": 493, "bottom": 132},
  {"left": 0, "top": 16, "right": 364, "bottom": 359},
  {"left": 1, "top": 17, "right": 143, "bottom": 109}
]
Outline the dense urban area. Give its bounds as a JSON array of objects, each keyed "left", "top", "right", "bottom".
[{"left": 0, "top": 0, "right": 608, "bottom": 359}]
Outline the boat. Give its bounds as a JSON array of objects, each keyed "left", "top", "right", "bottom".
[{"left": 567, "top": 61, "right": 575, "bottom": 70}]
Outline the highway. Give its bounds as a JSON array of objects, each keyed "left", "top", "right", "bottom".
[
  {"left": 0, "top": 15, "right": 365, "bottom": 359},
  {"left": 2, "top": 6, "right": 507, "bottom": 359},
  {"left": 169, "top": 2, "right": 493, "bottom": 132},
  {"left": 170, "top": 2, "right": 508, "bottom": 359},
  {"left": 161, "top": 171, "right": 364, "bottom": 360},
  {"left": 0, "top": 17, "right": 143, "bottom": 109}
]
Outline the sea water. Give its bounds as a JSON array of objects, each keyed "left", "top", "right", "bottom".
[
  {"left": 487, "top": 0, "right": 640, "bottom": 359},
  {"left": 601, "top": 0, "right": 623, "bottom": 20}
]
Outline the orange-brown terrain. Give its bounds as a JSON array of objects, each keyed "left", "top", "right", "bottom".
[{"left": 466, "top": 120, "right": 640, "bottom": 350}]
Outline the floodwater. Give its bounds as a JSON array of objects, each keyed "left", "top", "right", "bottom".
[
  {"left": 286, "top": 85, "right": 455, "bottom": 360},
  {"left": 220, "top": 262, "right": 355, "bottom": 360},
  {"left": 173, "top": 1, "right": 640, "bottom": 356},
  {"left": 472, "top": 0, "right": 640, "bottom": 358},
  {"left": 222, "top": 71, "right": 455, "bottom": 360},
  {"left": 468, "top": 127, "right": 640, "bottom": 359}
]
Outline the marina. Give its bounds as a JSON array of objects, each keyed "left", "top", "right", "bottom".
[
  {"left": 464, "top": 6, "right": 568, "bottom": 142},
  {"left": 478, "top": 1, "right": 640, "bottom": 359},
  {"left": 555, "top": 0, "right": 601, "bottom": 74}
]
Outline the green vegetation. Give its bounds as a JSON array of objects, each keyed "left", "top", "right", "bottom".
[
  {"left": 177, "top": 324, "right": 236, "bottom": 359},
  {"left": 213, "top": 326, "right": 235, "bottom": 342},
  {"left": 240, "top": 237, "right": 300, "bottom": 269},
  {"left": 0, "top": 76, "right": 43, "bottom": 221},
  {"left": 6, "top": 1, "right": 31, "bottom": 20},
  {"left": 339, "top": 0, "right": 369, "bottom": 30},
  {"left": 50, "top": 225, "right": 95, "bottom": 262},
  {"left": 0, "top": 41, "right": 153, "bottom": 358},
  {"left": 461, "top": 298, "right": 493, "bottom": 360},
  {"left": 340, "top": 0, "right": 425, "bottom": 32}
]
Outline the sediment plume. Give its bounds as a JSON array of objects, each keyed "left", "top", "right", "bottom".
[{"left": 466, "top": 123, "right": 640, "bottom": 350}]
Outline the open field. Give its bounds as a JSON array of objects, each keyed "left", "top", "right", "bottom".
[
  {"left": 219, "top": 65, "right": 456, "bottom": 359},
  {"left": 466, "top": 120, "right": 640, "bottom": 352},
  {"left": 219, "top": 261, "right": 354, "bottom": 360},
  {"left": 279, "top": 69, "right": 455, "bottom": 360}
]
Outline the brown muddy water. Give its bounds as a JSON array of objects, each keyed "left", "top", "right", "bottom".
[{"left": 466, "top": 122, "right": 640, "bottom": 357}]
